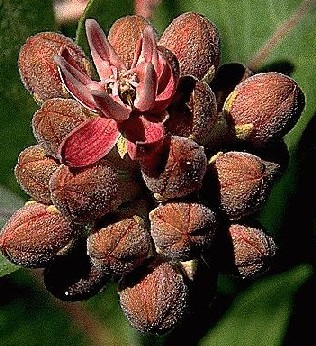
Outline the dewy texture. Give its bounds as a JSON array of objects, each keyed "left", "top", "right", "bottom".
[{"left": 0, "top": 11, "right": 306, "bottom": 335}]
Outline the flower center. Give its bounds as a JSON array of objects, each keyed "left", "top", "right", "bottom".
[{"left": 105, "top": 71, "right": 138, "bottom": 108}]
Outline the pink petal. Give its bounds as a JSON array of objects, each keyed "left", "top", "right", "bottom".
[
  {"left": 85, "top": 19, "right": 125, "bottom": 79},
  {"left": 134, "top": 26, "right": 159, "bottom": 66},
  {"left": 134, "top": 62, "right": 157, "bottom": 112},
  {"left": 55, "top": 51, "right": 101, "bottom": 110},
  {"left": 121, "top": 116, "right": 164, "bottom": 160},
  {"left": 58, "top": 117, "right": 119, "bottom": 167},
  {"left": 152, "top": 62, "right": 177, "bottom": 111},
  {"left": 91, "top": 90, "right": 131, "bottom": 121}
]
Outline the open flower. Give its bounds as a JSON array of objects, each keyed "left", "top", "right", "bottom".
[{"left": 54, "top": 18, "right": 179, "bottom": 166}]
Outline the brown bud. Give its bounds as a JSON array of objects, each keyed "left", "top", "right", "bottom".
[
  {"left": 87, "top": 215, "right": 152, "bottom": 276},
  {"left": 210, "top": 63, "right": 254, "bottom": 110},
  {"left": 165, "top": 76, "right": 218, "bottom": 146},
  {"left": 108, "top": 15, "right": 154, "bottom": 69},
  {"left": 14, "top": 145, "right": 59, "bottom": 204},
  {"left": 32, "top": 98, "right": 90, "bottom": 157},
  {"left": 44, "top": 246, "right": 110, "bottom": 301},
  {"left": 223, "top": 72, "right": 305, "bottom": 145},
  {"left": 141, "top": 136, "right": 207, "bottom": 201},
  {"left": 119, "top": 261, "right": 189, "bottom": 335},
  {"left": 149, "top": 202, "right": 217, "bottom": 261},
  {"left": 225, "top": 223, "right": 277, "bottom": 278},
  {"left": 0, "top": 202, "right": 79, "bottom": 268},
  {"left": 49, "top": 161, "right": 121, "bottom": 223},
  {"left": 207, "top": 151, "right": 281, "bottom": 219},
  {"left": 159, "top": 12, "right": 220, "bottom": 79},
  {"left": 18, "top": 32, "right": 91, "bottom": 103}
]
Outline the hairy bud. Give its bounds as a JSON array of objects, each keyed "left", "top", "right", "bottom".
[
  {"left": 159, "top": 12, "right": 220, "bottom": 79},
  {"left": 149, "top": 202, "right": 217, "bottom": 261},
  {"left": 49, "top": 161, "right": 121, "bottom": 223},
  {"left": 141, "top": 136, "right": 207, "bottom": 201},
  {"left": 32, "top": 98, "right": 90, "bottom": 157},
  {"left": 18, "top": 32, "right": 91, "bottom": 103},
  {"left": 88, "top": 215, "right": 152, "bottom": 276},
  {"left": 14, "top": 145, "right": 59, "bottom": 204},
  {"left": 223, "top": 72, "right": 305, "bottom": 145},
  {"left": 119, "top": 261, "right": 189, "bottom": 335},
  {"left": 0, "top": 202, "right": 79, "bottom": 268}
]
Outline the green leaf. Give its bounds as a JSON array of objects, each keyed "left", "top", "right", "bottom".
[
  {"left": 0, "top": 186, "right": 25, "bottom": 277},
  {"left": 152, "top": 0, "right": 316, "bottom": 234},
  {"left": 0, "top": 0, "right": 56, "bottom": 197},
  {"left": 200, "top": 265, "right": 313, "bottom": 346},
  {"left": 75, "top": 0, "right": 134, "bottom": 53}
]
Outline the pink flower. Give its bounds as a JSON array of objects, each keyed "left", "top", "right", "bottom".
[{"left": 54, "top": 19, "right": 178, "bottom": 167}]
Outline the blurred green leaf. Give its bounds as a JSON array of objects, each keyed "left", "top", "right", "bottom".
[
  {"left": 0, "top": 186, "right": 24, "bottom": 276},
  {"left": 200, "top": 265, "right": 313, "bottom": 346},
  {"left": 76, "top": 0, "right": 134, "bottom": 54},
  {"left": 0, "top": 270, "right": 92, "bottom": 346},
  {"left": 152, "top": 0, "right": 316, "bottom": 233},
  {"left": 0, "top": 0, "right": 56, "bottom": 197}
]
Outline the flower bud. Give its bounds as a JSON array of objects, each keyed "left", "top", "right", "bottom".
[
  {"left": 224, "top": 223, "right": 277, "bottom": 278},
  {"left": 0, "top": 202, "right": 79, "bottom": 268},
  {"left": 165, "top": 76, "right": 218, "bottom": 146},
  {"left": 87, "top": 215, "right": 152, "bottom": 276},
  {"left": 49, "top": 161, "right": 121, "bottom": 223},
  {"left": 149, "top": 202, "right": 217, "bottom": 261},
  {"left": 119, "top": 261, "right": 189, "bottom": 335},
  {"left": 207, "top": 151, "right": 281, "bottom": 219},
  {"left": 18, "top": 32, "right": 91, "bottom": 103},
  {"left": 223, "top": 72, "right": 305, "bottom": 145},
  {"left": 44, "top": 246, "right": 110, "bottom": 301},
  {"left": 14, "top": 145, "right": 59, "bottom": 204},
  {"left": 159, "top": 12, "right": 220, "bottom": 79},
  {"left": 141, "top": 136, "right": 207, "bottom": 201},
  {"left": 32, "top": 98, "right": 90, "bottom": 158},
  {"left": 108, "top": 15, "right": 154, "bottom": 68}
]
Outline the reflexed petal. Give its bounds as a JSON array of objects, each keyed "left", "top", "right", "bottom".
[
  {"left": 92, "top": 90, "right": 131, "bottom": 121},
  {"left": 134, "top": 62, "right": 157, "bottom": 112},
  {"left": 152, "top": 62, "right": 177, "bottom": 111},
  {"left": 133, "top": 26, "right": 159, "bottom": 67},
  {"left": 85, "top": 18, "right": 125, "bottom": 79},
  {"left": 122, "top": 116, "right": 165, "bottom": 160},
  {"left": 59, "top": 117, "right": 119, "bottom": 167},
  {"left": 55, "top": 52, "right": 101, "bottom": 110}
]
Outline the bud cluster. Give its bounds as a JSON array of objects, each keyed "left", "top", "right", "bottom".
[{"left": 0, "top": 11, "right": 305, "bottom": 335}]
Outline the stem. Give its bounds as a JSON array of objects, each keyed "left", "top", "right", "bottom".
[
  {"left": 134, "top": 0, "right": 161, "bottom": 19},
  {"left": 248, "top": 0, "right": 316, "bottom": 70}
]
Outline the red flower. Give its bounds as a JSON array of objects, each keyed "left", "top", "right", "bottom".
[{"left": 54, "top": 19, "right": 178, "bottom": 166}]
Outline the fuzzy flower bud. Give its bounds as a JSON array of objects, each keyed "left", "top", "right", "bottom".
[
  {"left": 165, "top": 76, "right": 218, "bottom": 146},
  {"left": 18, "top": 32, "right": 91, "bottom": 103},
  {"left": 88, "top": 215, "right": 152, "bottom": 276},
  {"left": 119, "top": 261, "right": 189, "bottom": 335},
  {"left": 159, "top": 12, "right": 220, "bottom": 79},
  {"left": 141, "top": 136, "right": 207, "bottom": 201},
  {"left": 32, "top": 98, "right": 90, "bottom": 158},
  {"left": 49, "top": 161, "right": 122, "bottom": 223},
  {"left": 44, "top": 246, "right": 110, "bottom": 301},
  {"left": 0, "top": 202, "right": 79, "bottom": 268},
  {"left": 14, "top": 145, "right": 59, "bottom": 204},
  {"left": 149, "top": 201, "right": 217, "bottom": 261},
  {"left": 207, "top": 151, "right": 281, "bottom": 219},
  {"left": 223, "top": 72, "right": 305, "bottom": 145},
  {"left": 225, "top": 223, "right": 277, "bottom": 278}
]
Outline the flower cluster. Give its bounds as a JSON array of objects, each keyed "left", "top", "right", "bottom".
[{"left": 0, "top": 12, "right": 305, "bottom": 335}]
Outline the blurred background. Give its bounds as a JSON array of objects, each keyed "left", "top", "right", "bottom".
[{"left": 1, "top": 0, "right": 316, "bottom": 345}]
